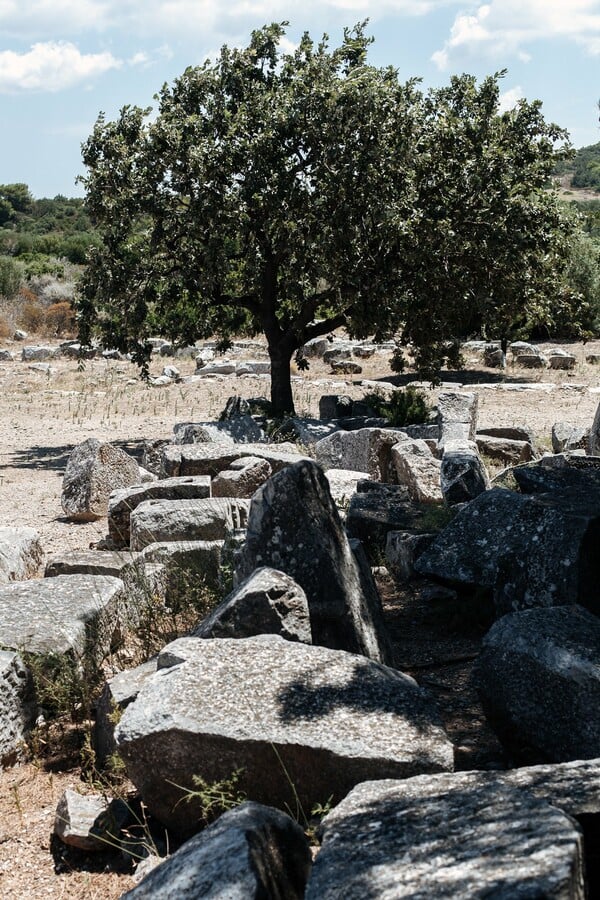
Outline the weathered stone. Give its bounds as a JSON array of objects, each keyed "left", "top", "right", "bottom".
[
  {"left": 474, "top": 605, "right": 600, "bottom": 763},
  {"left": 330, "top": 359, "right": 362, "bottom": 374},
  {"left": 173, "top": 416, "right": 266, "bottom": 444},
  {"left": 477, "top": 425, "right": 536, "bottom": 444},
  {"left": 115, "top": 635, "right": 453, "bottom": 835},
  {"left": 240, "top": 461, "right": 391, "bottom": 663},
  {"left": 548, "top": 352, "right": 576, "bottom": 370},
  {"left": 0, "top": 651, "right": 36, "bottom": 764},
  {"left": 0, "top": 349, "right": 13, "bottom": 361},
  {"left": 95, "top": 658, "right": 158, "bottom": 765},
  {"left": 314, "top": 428, "right": 410, "bottom": 481},
  {"left": 211, "top": 456, "right": 272, "bottom": 498},
  {"left": 108, "top": 476, "right": 212, "bottom": 547},
  {"left": 61, "top": 438, "right": 140, "bottom": 521},
  {"left": 324, "top": 469, "right": 371, "bottom": 507},
  {"left": 346, "top": 483, "right": 435, "bottom": 557},
  {"left": 392, "top": 441, "right": 442, "bottom": 503},
  {"left": 130, "top": 498, "right": 248, "bottom": 550},
  {"left": 552, "top": 422, "right": 589, "bottom": 454},
  {"left": 308, "top": 777, "right": 585, "bottom": 900},
  {"left": 54, "top": 790, "right": 112, "bottom": 852},
  {"left": 475, "top": 434, "right": 534, "bottom": 464},
  {"left": 160, "top": 442, "right": 309, "bottom": 478},
  {"left": 302, "top": 336, "right": 330, "bottom": 357},
  {"left": 236, "top": 360, "right": 271, "bottom": 375},
  {"left": 140, "top": 440, "right": 170, "bottom": 477},
  {"left": 44, "top": 549, "right": 136, "bottom": 578},
  {"left": 385, "top": 531, "right": 435, "bottom": 580},
  {"left": 323, "top": 345, "right": 352, "bottom": 363},
  {"left": 509, "top": 340, "right": 537, "bottom": 355},
  {"left": 122, "top": 802, "right": 311, "bottom": 900},
  {"left": 0, "top": 575, "right": 127, "bottom": 661},
  {"left": 193, "top": 567, "right": 311, "bottom": 643},
  {"left": 195, "top": 360, "right": 237, "bottom": 376},
  {"left": 516, "top": 352, "right": 547, "bottom": 368},
  {"left": 21, "top": 345, "right": 57, "bottom": 361},
  {"left": 440, "top": 439, "right": 490, "bottom": 504},
  {"left": 318, "top": 394, "right": 353, "bottom": 419},
  {"left": 139, "top": 540, "right": 224, "bottom": 593},
  {"left": 269, "top": 417, "right": 338, "bottom": 445},
  {"left": 13, "top": 329, "right": 27, "bottom": 340},
  {"left": 437, "top": 391, "right": 478, "bottom": 444},
  {"left": 416, "top": 486, "right": 600, "bottom": 617},
  {"left": 0, "top": 527, "right": 44, "bottom": 582}
]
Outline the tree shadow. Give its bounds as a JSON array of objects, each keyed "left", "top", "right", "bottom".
[
  {"left": 3, "top": 439, "right": 146, "bottom": 473},
  {"left": 375, "top": 368, "right": 550, "bottom": 387}
]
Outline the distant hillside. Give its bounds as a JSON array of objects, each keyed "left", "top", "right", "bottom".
[{"left": 556, "top": 142, "right": 600, "bottom": 195}]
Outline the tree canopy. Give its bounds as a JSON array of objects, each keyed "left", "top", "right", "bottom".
[{"left": 78, "top": 22, "right": 576, "bottom": 413}]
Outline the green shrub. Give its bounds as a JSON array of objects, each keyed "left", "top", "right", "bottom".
[{"left": 360, "top": 386, "right": 432, "bottom": 427}]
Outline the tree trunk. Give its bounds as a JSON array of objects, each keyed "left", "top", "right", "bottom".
[{"left": 268, "top": 341, "right": 295, "bottom": 417}]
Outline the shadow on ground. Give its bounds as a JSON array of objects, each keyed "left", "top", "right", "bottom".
[{"left": 3, "top": 439, "right": 147, "bottom": 473}]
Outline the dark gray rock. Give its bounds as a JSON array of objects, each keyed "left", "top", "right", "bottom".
[
  {"left": 308, "top": 776, "right": 585, "bottom": 899},
  {"left": 129, "top": 498, "right": 249, "bottom": 551},
  {"left": 241, "top": 461, "right": 392, "bottom": 664},
  {"left": 108, "top": 476, "right": 212, "bottom": 547},
  {"left": 61, "top": 438, "right": 140, "bottom": 521},
  {"left": 477, "top": 425, "right": 536, "bottom": 444},
  {"left": 440, "top": 439, "right": 490, "bottom": 504},
  {"left": 95, "top": 658, "right": 158, "bottom": 766},
  {"left": 474, "top": 605, "right": 600, "bottom": 763},
  {"left": 139, "top": 540, "right": 224, "bottom": 594},
  {"left": 345, "top": 484, "right": 434, "bottom": 559},
  {"left": 122, "top": 802, "right": 311, "bottom": 900},
  {"left": 193, "top": 567, "right": 311, "bottom": 643},
  {"left": 385, "top": 531, "right": 435, "bottom": 580},
  {"left": 0, "top": 651, "right": 36, "bottom": 764},
  {"left": 115, "top": 635, "right": 454, "bottom": 835},
  {"left": 319, "top": 394, "right": 353, "bottom": 419}
]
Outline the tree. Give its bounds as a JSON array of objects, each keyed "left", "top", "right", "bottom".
[
  {"left": 78, "top": 23, "right": 425, "bottom": 414},
  {"left": 393, "top": 73, "right": 576, "bottom": 375},
  {"left": 0, "top": 183, "right": 33, "bottom": 216},
  {"left": 78, "top": 23, "right": 574, "bottom": 413}
]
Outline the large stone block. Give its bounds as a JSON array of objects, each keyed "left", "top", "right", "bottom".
[
  {"left": 314, "top": 428, "right": 410, "bottom": 481},
  {"left": 108, "top": 476, "right": 212, "bottom": 547},
  {"left": 115, "top": 635, "right": 453, "bottom": 836},
  {"left": 240, "top": 460, "right": 392, "bottom": 664},
  {"left": 474, "top": 605, "right": 600, "bottom": 763},
  {"left": 440, "top": 439, "right": 490, "bottom": 504},
  {"left": 0, "top": 527, "right": 44, "bottom": 582},
  {"left": 211, "top": 456, "right": 272, "bottom": 498},
  {"left": 0, "top": 574, "right": 127, "bottom": 661},
  {"left": 45, "top": 549, "right": 137, "bottom": 578},
  {"left": 160, "top": 442, "right": 309, "bottom": 478},
  {"left": 308, "top": 776, "right": 585, "bottom": 899},
  {"left": 437, "top": 391, "right": 478, "bottom": 444},
  {"left": 122, "top": 802, "right": 311, "bottom": 900},
  {"left": 129, "top": 498, "right": 249, "bottom": 550},
  {"left": 61, "top": 438, "right": 140, "bottom": 521},
  {"left": 391, "top": 440, "right": 442, "bottom": 503}
]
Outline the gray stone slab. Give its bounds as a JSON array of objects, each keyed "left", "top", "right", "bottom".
[
  {"left": 308, "top": 777, "right": 585, "bottom": 899},
  {"left": 122, "top": 802, "right": 311, "bottom": 899},
  {"left": 160, "top": 443, "right": 310, "bottom": 478},
  {"left": 61, "top": 438, "right": 140, "bottom": 521},
  {"left": 108, "top": 476, "right": 212, "bottom": 547},
  {"left": 440, "top": 439, "right": 490, "bottom": 504},
  {"left": 115, "top": 635, "right": 453, "bottom": 836},
  {"left": 129, "top": 498, "right": 249, "bottom": 550},
  {"left": 0, "top": 575, "right": 126, "bottom": 659},
  {"left": 45, "top": 549, "right": 137, "bottom": 578},
  {"left": 314, "top": 428, "right": 410, "bottom": 481}
]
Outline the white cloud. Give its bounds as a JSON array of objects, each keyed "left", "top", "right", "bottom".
[
  {"left": 433, "top": 0, "right": 600, "bottom": 70},
  {"left": 498, "top": 84, "right": 523, "bottom": 112},
  {"left": 0, "top": 41, "right": 121, "bottom": 92}
]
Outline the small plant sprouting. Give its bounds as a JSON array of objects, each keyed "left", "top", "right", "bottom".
[{"left": 170, "top": 769, "right": 246, "bottom": 826}]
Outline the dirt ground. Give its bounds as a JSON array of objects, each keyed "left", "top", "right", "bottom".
[{"left": 1, "top": 334, "right": 599, "bottom": 897}]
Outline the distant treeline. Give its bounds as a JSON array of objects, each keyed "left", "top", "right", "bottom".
[{"left": 0, "top": 183, "right": 96, "bottom": 270}]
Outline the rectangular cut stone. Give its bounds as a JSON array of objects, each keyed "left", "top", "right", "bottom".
[
  {"left": 160, "top": 443, "right": 310, "bottom": 479},
  {"left": 129, "top": 499, "right": 249, "bottom": 550},
  {"left": 0, "top": 575, "right": 126, "bottom": 660},
  {"left": 108, "top": 476, "right": 212, "bottom": 546},
  {"left": 45, "top": 549, "right": 138, "bottom": 577}
]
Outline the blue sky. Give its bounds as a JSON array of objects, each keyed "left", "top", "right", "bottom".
[{"left": 1, "top": 0, "right": 599, "bottom": 199}]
